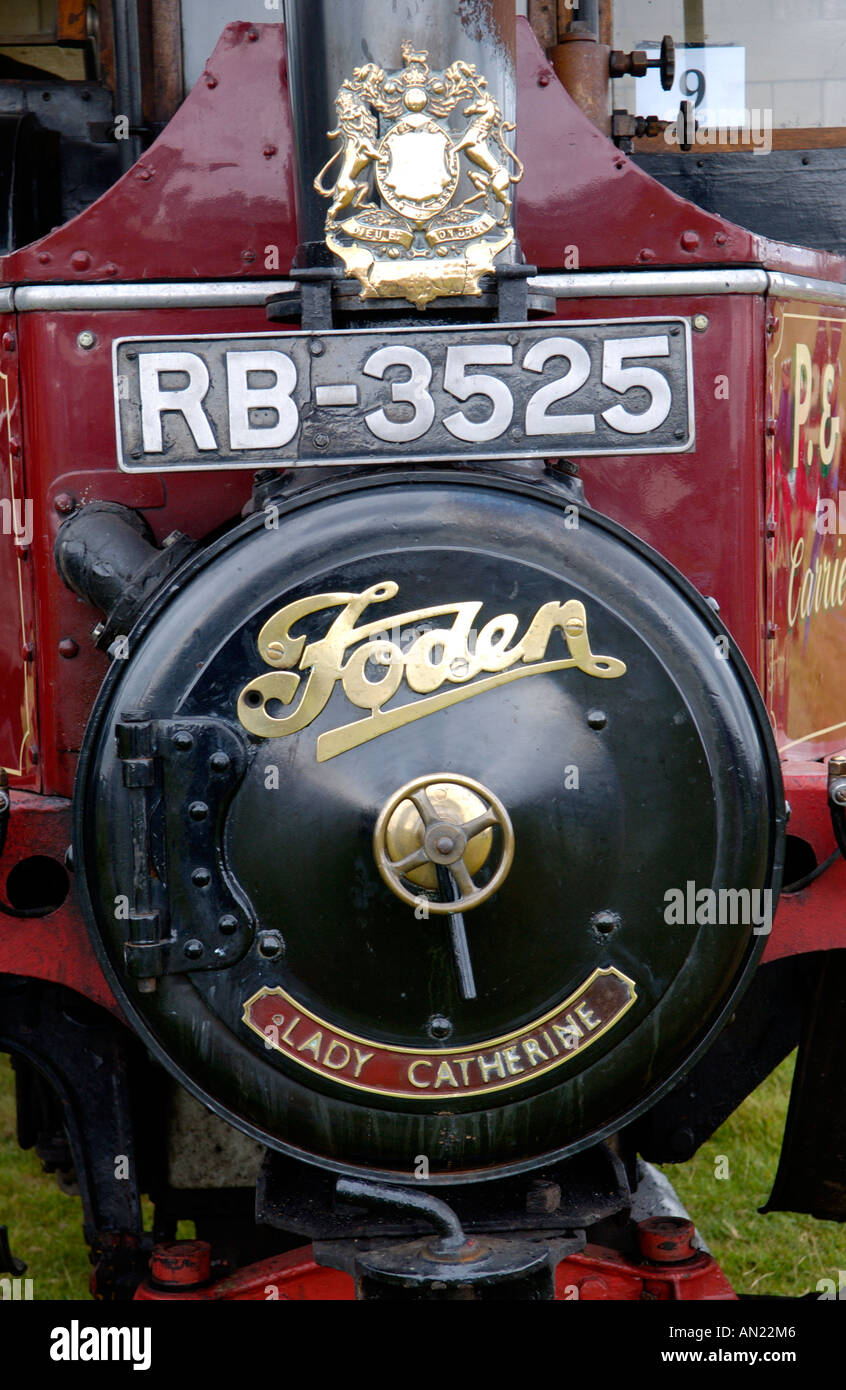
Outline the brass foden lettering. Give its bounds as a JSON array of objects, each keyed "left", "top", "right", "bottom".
[{"left": 237, "top": 581, "right": 626, "bottom": 761}]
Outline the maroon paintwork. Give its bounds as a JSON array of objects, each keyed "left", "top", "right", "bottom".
[{"left": 0, "top": 22, "right": 843, "bottom": 1085}]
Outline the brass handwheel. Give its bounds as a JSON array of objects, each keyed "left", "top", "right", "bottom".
[{"left": 373, "top": 773, "right": 515, "bottom": 914}]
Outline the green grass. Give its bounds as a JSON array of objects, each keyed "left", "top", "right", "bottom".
[
  {"left": 1, "top": 1051, "right": 843, "bottom": 1299},
  {"left": 661, "top": 1053, "right": 846, "bottom": 1298}
]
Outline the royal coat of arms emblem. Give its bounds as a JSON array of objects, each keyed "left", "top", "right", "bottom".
[{"left": 314, "top": 42, "right": 523, "bottom": 309}]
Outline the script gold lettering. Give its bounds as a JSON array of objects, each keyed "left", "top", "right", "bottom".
[{"left": 237, "top": 582, "right": 626, "bottom": 759}]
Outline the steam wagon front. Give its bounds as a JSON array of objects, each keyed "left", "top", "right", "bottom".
[{"left": 0, "top": 0, "right": 843, "bottom": 1300}]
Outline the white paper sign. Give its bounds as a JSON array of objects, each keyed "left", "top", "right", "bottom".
[{"left": 634, "top": 44, "right": 747, "bottom": 127}]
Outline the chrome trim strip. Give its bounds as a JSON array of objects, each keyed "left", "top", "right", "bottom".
[
  {"left": 5, "top": 268, "right": 846, "bottom": 312},
  {"left": 530, "top": 269, "right": 770, "bottom": 298},
  {"left": 12, "top": 281, "right": 296, "bottom": 312},
  {"left": 766, "top": 271, "right": 846, "bottom": 307}
]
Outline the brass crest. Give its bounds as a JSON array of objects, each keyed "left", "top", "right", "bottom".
[{"left": 314, "top": 43, "right": 523, "bottom": 309}]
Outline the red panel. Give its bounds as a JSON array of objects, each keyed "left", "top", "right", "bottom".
[
  {"left": 764, "top": 763, "right": 846, "bottom": 963},
  {"left": 0, "top": 793, "right": 118, "bottom": 1013},
  {"left": 16, "top": 307, "right": 263, "bottom": 797},
  {"left": 0, "top": 322, "right": 38, "bottom": 790},
  {"left": 134, "top": 1246, "right": 355, "bottom": 1301},
  {"left": 514, "top": 23, "right": 845, "bottom": 281},
  {"left": 2, "top": 20, "right": 843, "bottom": 288},
  {"left": 557, "top": 293, "right": 767, "bottom": 681},
  {"left": 1, "top": 24, "right": 298, "bottom": 285}
]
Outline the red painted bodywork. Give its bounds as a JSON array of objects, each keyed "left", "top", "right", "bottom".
[
  {"left": 131, "top": 1239, "right": 734, "bottom": 1301},
  {"left": 0, "top": 17, "right": 844, "bottom": 1280}
]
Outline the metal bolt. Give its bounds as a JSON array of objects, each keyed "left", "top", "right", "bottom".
[
  {"left": 241, "top": 250, "right": 256, "bottom": 263},
  {"left": 209, "top": 752, "right": 230, "bottom": 773},
  {"left": 258, "top": 930, "right": 284, "bottom": 959},
  {"left": 435, "top": 836, "right": 455, "bottom": 855},
  {"left": 2, "top": 332, "right": 15, "bottom": 352},
  {"left": 191, "top": 869, "right": 211, "bottom": 887},
  {"left": 58, "top": 638, "right": 79, "bottom": 659},
  {"left": 309, "top": 339, "right": 325, "bottom": 355},
  {"left": 263, "top": 144, "right": 277, "bottom": 158},
  {"left": 172, "top": 730, "right": 193, "bottom": 752},
  {"left": 428, "top": 1015, "right": 453, "bottom": 1040},
  {"left": 314, "top": 433, "right": 330, "bottom": 449},
  {"left": 77, "top": 330, "right": 96, "bottom": 350},
  {"left": 538, "top": 71, "right": 550, "bottom": 86},
  {"left": 587, "top": 709, "right": 607, "bottom": 730},
  {"left": 680, "top": 230, "right": 700, "bottom": 251},
  {"left": 188, "top": 801, "right": 209, "bottom": 821},
  {"left": 218, "top": 915, "right": 239, "bottom": 935},
  {"left": 184, "top": 939, "right": 204, "bottom": 960},
  {"left": 205, "top": 75, "right": 217, "bottom": 88},
  {"left": 692, "top": 314, "right": 709, "bottom": 332},
  {"left": 54, "top": 492, "right": 76, "bottom": 515}
]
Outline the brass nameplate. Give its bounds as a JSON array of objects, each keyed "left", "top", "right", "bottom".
[{"left": 244, "top": 968, "right": 637, "bottom": 1100}]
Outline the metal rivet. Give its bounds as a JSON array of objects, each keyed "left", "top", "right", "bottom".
[
  {"left": 428, "top": 1015, "right": 453, "bottom": 1040},
  {"left": 538, "top": 71, "right": 550, "bottom": 86},
  {"left": 58, "top": 638, "right": 79, "bottom": 659},
  {"left": 184, "top": 939, "right": 204, "bottom": 960},
  {"left": 54, "top": 492, "right": 76, "bottom": 515},
  {"left": 77, "top": 330, "right": 96, "bottom": 350},
  {"left": 587, "top": 709, "right": 607, "bottom": 730},
  {"left": 692, "top": 314, "right": 709, "bottom": 332},
  {"left": 263, "top": 144, "right": 277, "bottom": 158},
  {"left": 309, "top": 339, "right": 325, "bottom": 355},
  {"left": 192, "top": 869, "right": 211, "bottom": 887},
  {"left": 188, "top": 801, "right": 208, "bottom": 821},
  {"left": 70, "top": 250, "right": 91, "bottom": 270},
  {"left": 206, "top": 75, "right": 217, "bottom": 88},
  {"left": 258, "top": 930, "right": 285, "bottom": 959},
  {"left": 2, "top": 332, "right": 15, "bottom": 352},
  {"left": 209, "top": 752, "right": 230, "bottom": 772},
  {"left": 219, "top": 915, "right": 239, "bottom": 935}
]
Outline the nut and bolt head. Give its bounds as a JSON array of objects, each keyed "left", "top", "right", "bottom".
[
  {"left": 218, "top": 915, "right": 239, "bottom": 935},
  {"left": 587, "top": 709, "right": 607, "bottom": 730},
  {"left": 172, "top": 730, "right": 193, "bottom": 751},
  {"left": 428, "top": 1014, "right": 453, "bottom": 1040},
  {"left": 183, "top": 939, "right": 204, "bottom": 960},
  {"left": 692, "top": 314, "right": 709, "bottom": 332},
  {"left": 258, "top": 930, "right": 285, "bottom": 959},
  {"left": 54, "top": 492, "right": 76, "bottom": 515},
  {"left": 77, "top": 330, "right": 96, "bottom": 350}
]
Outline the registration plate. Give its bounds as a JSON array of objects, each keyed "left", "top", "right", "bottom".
[{"left": 113, "top": 318, "right": 694, "bottom": 472}]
